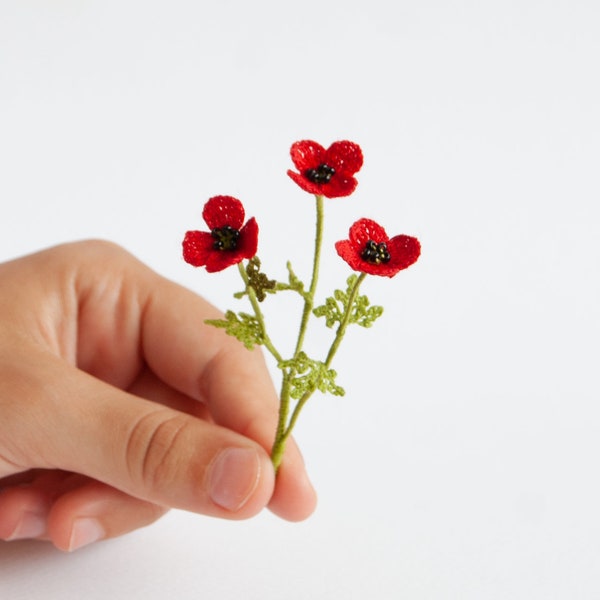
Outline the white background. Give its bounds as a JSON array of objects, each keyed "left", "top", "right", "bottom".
[{"left": 1, "top": 1, "right": 600, "bottom": 598}]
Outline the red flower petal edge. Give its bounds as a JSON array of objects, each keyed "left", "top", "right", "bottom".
[
  {"left": 335, "top": 218, "right": 420, "bottom": 277},
  {"left": 183, "top": 195, "right": 258, "bottom": 272},
  {"left": 287, "top": 140, "right": 363, "bottom": 198}
]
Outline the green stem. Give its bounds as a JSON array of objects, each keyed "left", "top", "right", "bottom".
[
  {"left": 271, "top": 195, "right": 325, "bottom": 471},
  {"left": 276, "top": 272, "right": 368, "bottom": 464},
  {"left": 324, "top": 272, "right": 367, "bottom": 367},
  {"left": 237, "top": 262, "right": 283, "bottom": 363},
  {"left": 270, "top": 373, "right": 291, "bottom": 470},
  {"left": 293, "top": 195, "right": 324, "bottom": 357},
  {"left": 237, "top": 260, "right": 292, "bottom": 471},
  {"left": 280, "top": 388, "right": 312, "bottom": 447}
]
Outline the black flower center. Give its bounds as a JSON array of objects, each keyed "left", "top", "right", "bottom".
[
  {"left": 305, "top": 163, "right": 335, "bottom": 184},
  {"left": 211, "top": 225, "right": 240, "bottom": 251},
  {"left": 361, "top": 240, "right": 391, "bottom": 264}
]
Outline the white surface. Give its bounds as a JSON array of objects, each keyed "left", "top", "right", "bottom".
[{"left": 1, "top": 1, "right": 600, "bottom": 598}]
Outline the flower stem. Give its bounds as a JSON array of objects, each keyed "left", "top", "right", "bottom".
[
  {"left": 237, "top": 262, "right": 283, "bottom": 363},
  {"left": 272, "top": 272, "right": 368, "bottom": 470},
  {"left": 325, "top": 272, "right": 367, "bottom": 367},
  {"left": 293, "top": 195, "right": 324, "bottom": 357},
  {"left": 271, "top": 195, "right": 325, "bottom": 471},
  {"left": 237, "top": 260, "right": 293, "bottom": 471},
  {"left": 270, "top": 374, "right": 291, "bottom": 470}
]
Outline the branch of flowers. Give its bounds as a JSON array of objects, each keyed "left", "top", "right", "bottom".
[
  {"left": 236, "top": 261, "right": 283, "bottom": 363},
  {"left": 293, "top": 195, "right": 324, "bottom": 357},
  {"left": 274, "top": 272, "right": 368, "bottom": 465}
]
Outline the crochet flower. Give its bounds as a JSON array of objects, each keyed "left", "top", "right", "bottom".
[
  {"left": 335, "top": 218, "right": 420, "bottom": 277},
  {"left": 182, "top": 195, "right": 258, "bottom": 272},
  {"left": 287, "top": 140, "right": 363, "bottom": 198}
]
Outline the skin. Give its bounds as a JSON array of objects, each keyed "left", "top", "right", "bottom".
[{"left": 0, "top": 240, "right": 317, "bottom": 551}]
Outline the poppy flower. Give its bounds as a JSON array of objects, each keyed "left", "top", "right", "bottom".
[
  {"left": 335, "top": 218, "right": 420, "bottom": 277},
  {"left": 182, "top": 195, "right": 258, "bottom": 272},
  {"left": 287, "top": 140, "right": 363, "bottom": 198}
]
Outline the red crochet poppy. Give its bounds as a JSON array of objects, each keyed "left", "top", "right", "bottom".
[
  {"left": 335, "top": 218, "right": 421, "bottom": 277},
  {"left": 287, "top": 140, "right": 363, "bottom": 198},
  {"left": 182, "top": 195, "right": 258, "bottom": 272}
]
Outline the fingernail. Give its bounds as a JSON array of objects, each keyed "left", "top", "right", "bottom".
[
  {"left": 7, "top": 511, "right": 46, "bottom": 540},
  {"left": 68, "top": 518, "right": 105, "bottom": 552},
  {"left": 209, "top": 447, "right": 261, "bottom": 512}
]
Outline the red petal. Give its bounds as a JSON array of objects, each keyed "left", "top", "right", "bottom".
[
  {"left": 237, "top": 217, "right": 259, "bottom": 258},
  {"left": 335, "top": 239, "right": 392, "bottom": 276},
  {"left": 203, "top": 217, "right": 259, "bottom": 273},
  {"left": 182, "top": 230, "right": 214, "bottom": 267},
  {"left": 323, "top": 175, "right": 358, "bottom": 198},
  {"left": 288, "top": 140, "right": 363, "bottom": 198},
  {"left": 336, "top": 222, "right": 421, "bottom": 278},
  {"left": 287, "top": 169, "right": 323, "bottom": 195},
  {"left": 369, "top": 262, "right": 404, "bottom": 277},
  {"left": 290, "top": 140, "right": 325, "bottom": 171},
  {"left": 325, "top": 141, "right": 363, "bottom": 176},
  {"left": 335, "top": 239, "right": 365, "bottom": 272},
  {"left": 202, "top": 195, "right": 245, "bottom": 230},
  {"left": 203, "top": 252, "right": 236, "bottom": 273},
  {"left": 349, "top": 218, "right": 389, "bottom": 248},
  {"left": 386, "top": 235, "right": 421, "bottom": 271}
]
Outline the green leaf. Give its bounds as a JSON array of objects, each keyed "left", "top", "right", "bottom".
[
  {"left": 279, "top": 352, "right": 345, "bottom": 399},
  {"left": 349, "top": 295, "right": 384, "bottom": 328},
  {"left": 354, "top": 303, "right": 384, "bottom": 328},
  {"left": 205, "top": 310, "right": 264, "bottom": 350},
  {"left": 312, "top": 296, "right": 342, "bottom": 328},
  {"left": 273, "top": 261, "right": 309, "bottom": 300},
  {"left": 313, "top": 274, "right": 384, "bottom": 329}
]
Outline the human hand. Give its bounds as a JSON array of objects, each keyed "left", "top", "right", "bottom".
[{"left": 0, "top": 240, "right": 316, "bottom": 551}]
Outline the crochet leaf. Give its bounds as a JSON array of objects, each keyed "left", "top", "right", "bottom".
[
  {"left": 313, "top": 274, "right": 384, "bottom": 328},
  {"left": 205, "top": 311, "right": 264, "bottom": 349},
  {"left": 279, "top": 352, "right": 345, "bottom": 399}
]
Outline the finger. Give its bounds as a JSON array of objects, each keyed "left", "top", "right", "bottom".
[
  {"left": 4, "top": 353, "right": 275, "bottom": 520},
  {"left": 0, "top": 470, "right": 80, "bottom": 541},
  {"left": 0, "top": 474, "right": 58, "bottom": 541},
  {"left": 266, "top": 438, "right": 318, "bottom": 521},
  {"left": 118, "top": 342, "right": 316, "bottom": 521},
  {"left": 126, "top": 366, "right": 210, "bottom": 421},
  {"left": 69, "top": 244, "right": 309, "bottom": 479},
  {"left": 46, "top": 479, "right": 168, "bottom": 552},
  {"left": 197, "top": 342, "right": 318, "bottom": 521},
  {"left": 135, "top": 276, "right": 317, "bottom": 520},
  {"left": 0, "top": 472, "right": 168, "bottom": 551}
]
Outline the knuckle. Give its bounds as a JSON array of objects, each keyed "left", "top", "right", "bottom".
[{"left": 125, "top": 410, "right": 194, "bottom": 493}]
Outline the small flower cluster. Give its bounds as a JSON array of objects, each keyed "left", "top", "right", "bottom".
[
  {"left": 183, "top": 140, "right": 420, "bottom": 469},
  {"left": 184, "top": 141, "right": 420, "bottom": 277}
]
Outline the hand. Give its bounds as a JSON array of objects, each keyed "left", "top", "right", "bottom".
[{"left": 0, "top": 240, "right": 316, "bottom": 551}]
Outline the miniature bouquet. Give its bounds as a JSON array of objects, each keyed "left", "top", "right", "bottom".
[{"left": 182, "top": 140, "right": 420, "bottom": 470}]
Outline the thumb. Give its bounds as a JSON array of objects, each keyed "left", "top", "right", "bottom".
[{"left": 5, "top": 356, "right": 275, "bottom": 519}]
